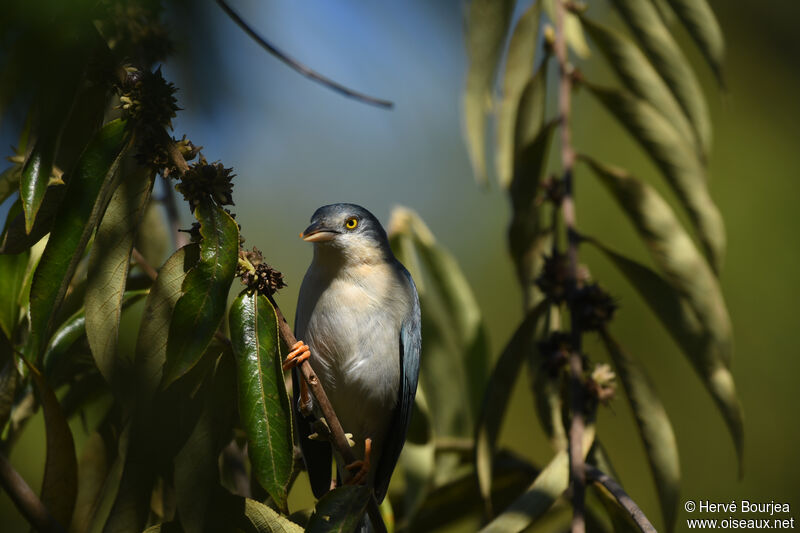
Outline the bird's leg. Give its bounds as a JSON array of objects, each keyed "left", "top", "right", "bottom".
[
  {"left": 298, "top": 378, "right": 313, "bottom": 417},
  {"left": 345, "top": 437, "right": 372, "bottom": 486},
  {"left": 283, "top": 340, "right": 311, "bottom": 371}
]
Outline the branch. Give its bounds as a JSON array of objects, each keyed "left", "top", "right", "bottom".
[
  {"left": 215, "top": 0, "right": 394, "bottom": 109},
  {"left": 554, "top": 2, "right": 586, "bottom": 533},
  {"left": 0, "top": 451, "right": 63, "bottom": 532},
  {"left": 265, "top": 294, "right": 388, "bottom": 533},
  {"left": 585, "top": 465, "right": 657, "bottom": 533}
]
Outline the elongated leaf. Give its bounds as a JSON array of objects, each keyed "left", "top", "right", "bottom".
[
  {"left": 496, "top": 2, "right": 542, "bottom": 188},
  {"left": 29, "top": 363, "right": 77, "bottom": 529},
  {"left": 85, "top": 426, "right": 130, "bottom": 533},
  {"left": 44, "top": 290, "right": 147, "bottom": 384},
  {"left": 20, "top": 136, "right": 58, "bottom": 233},
  {"left": 0, "top": 249, "right": 28, "bottom": 339},
  {"left": 463, "top": 0, "right": 515, "bottom": 185},
  {"left": 86, "top": 162, "right": 156, "bottom": 387},
  {"left": 0, "top": 164, "right": 21, "bottom": 206},
  {"left": 513, "top": 64, "right": 550, "bottom": 162},
  {"left": 587, "top": 237, "right": 743, "bottom": 472},
  {"left": 135, "top": 244, "right": 200, "bottom": 402},
  {"left": 175, "top": 354, "right": 236, "bottom": 533},
  {"left": 243, "top": 498, "right": 305, "bottom": 533},
  {"left": 134, "top": 202, "right": 170, "bottom": 268},
  {"left": 0, "top": 186, "right": 63, "bottom": 254},
  {"left": 389, "top": 207, "right": 490, "bottom": 427},
  {"left": 230, "top": 291, "right": 294, "bottom": 513},
  {"left": 580, "top": 17, "right": 698, "bottom": 157},
  {"left": 601, "top": 330, "right": 680, "bottom": 532},
  {"left": 26, "top": 119, "right": 130, "bottom": 361},
  {"left": 162, "top": 200, "right": 238, "bottom": 387},
  {"left": 475, "top": 300, "right": 548, "bottom": 514},
  {"left": 0, "top": 349, "right": 20, "bottom": 431},
  {"left": 609, "top": 0, "right": 712, "bottom": 155},
  {"left": 586, "top": 85, "right": 724, "bottom": 272},
  {"left": 401, "top": 386, "right": 435, "bottom": 522},
  {"left": 307, "top": 485, "right": 371, "bottom": 533},
  {"left": 666, "top": 0, "right": 725, "bottom": 86},
  {"left": 71, "top": 424, "right": 115, "bottom": 533},
  {"left": 480, "top": 451, "right": 568, "bottom": 533}
]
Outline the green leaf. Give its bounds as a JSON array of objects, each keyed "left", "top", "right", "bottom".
[
  {"left": 479, "top": 451, "right": 568, "bottom": 533},
  {"left": 85, "top": 426, "right": 130, "bottom": 533},
  {"left": 243, "top": 498, "right": 305, "bottom": 533},
  {"left": 463, "top": 0, "right": 515, "bottom": 185},
  {"left": 134, "top": 201, "right": 170, "bottom": 268},
  {"left": 401, "top": 386, "right": 436, "bottom": 521},
  {"left": 230, "top": 291, "right": 294, "bottom": 513},
  {"left": 0, "top": 164, "right": 21, "bottom": 206},
  {"left": 475, "top": 300, "right": 548, "bottom": 515},
  {"left": 306, "top": 485, "right": 371, "bottom": 533},
  {"left": 70, "top": 424, "right": 115, "bottom": 533},
  {"left": 162, "top": 200, "right": 238, "bottom": 387},
  {"left": 86, "top": 162, "right": 156, "bottom": 388},
  {"left": 542, "top": 0, "right": 592, "bottom": 58},
  {"left": 587, "top": 237, "right": 743, "bottom": 473},
  {"left": 580, "top": 16, "right": 699, "bottom": 158},
  {"left": 29, "top": 363, "right": 78, "bottom": 529},
  {"left": 0, "top": 248, "right": 29, "bottom": 339},
  {"left": 0, "top": 186, "right": 63, "bottom": 254},
  {"left": 44, "top": 290, "right": 147, "bottom": 385},
  {"left": 26, "top": 119, "right": 130, "bottom": 361},
  {"left": 585, "top": 87, "right": 724, "bottom": 272},
  {"left": 0, "top": 349, "right": 20, "bottom": 431},
  {"left": 20, "top": 136, "right": 58, "bottom": 233},
  {"left": 175, "top": 354, "right": 236, "bottom": 533},
  {"left": 601, "top": 330, "right": 680, "bottom": 532},
  {"left": 608, "top": 0, "right": 712, "bottom": 155},
  {"left": 389, "top": 207, "right": 490, "bottom": 431},
  {"left": 513, "top": 64, "right": 550, "bottom": 162},
  {"left": 134, "top": 244, "right": 200, "bottom": 402},
  {"left": 665, "top": 0, "right": 725, "bottom": 86},
  {"left": 496, "top": 1, "right": 542, "bottom": 188}
]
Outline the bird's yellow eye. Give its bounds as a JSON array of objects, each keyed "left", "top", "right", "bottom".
[{"left": 345, "top": 217, "right": 358, "bottom": 230}]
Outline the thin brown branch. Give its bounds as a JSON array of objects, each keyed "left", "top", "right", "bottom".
[
  {"left": 265, "top": 294, "right": 388, "bottom": 533},
  {"left": 0, "top": 452, "right": 63, "bottom": 532},
  {"left": 215, "top": 0, "right": 393, "bottom": 109},
  {"left": 585, "top": 465, "right": 657, "bottom": 533},
  {"left": 132, "top": 247, "right": 159, "bottom": 281},
  {"left": 554, "top": 1, "right": 586, "bottom": 533}
]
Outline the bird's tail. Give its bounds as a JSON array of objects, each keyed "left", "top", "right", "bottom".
[{"left": 358, "top": 512, "right": 375, "bottom": 533}]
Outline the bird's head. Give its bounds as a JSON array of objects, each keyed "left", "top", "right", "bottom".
[{"left": 300, "top": 203, "right": 392, "bottom": 265}]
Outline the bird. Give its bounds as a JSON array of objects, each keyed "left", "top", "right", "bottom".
[{"left": 284, "top": 203, "right": 421, "bottom": 517}]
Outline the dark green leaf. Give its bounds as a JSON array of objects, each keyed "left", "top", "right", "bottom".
[
  {"left": 463, "top": 0, "right": 515, "bottom": 185},
  {"left": 584, "top": 89, "right": 724, "bottom": 272},
  {"left": 0, "top": 186, "right": 63, "bottom": 254},
  {"left": 479, "top": 450, "right": 568, "bottom": 533},
  {"left": 512, "top": 64, "right": 550, "bottom": 163},
  {"left": 475, "top": 300, "right": 548, "bottom": 514},
  {"left": 0, "top": 349, "right": 20, "bottom": 431},
  {"left": 71, "top": 426, "right": 114, "bottom": 533},
  {"left": 20, "top": 136, "right": 58, "bottom": 233},
  {"left": 608, "top": 0, "right": 712, "bottom": 155},
  {"left": 585, "top": 235, "right": 742, "bottom": 472},
  {"left": 230, "top": 291, "right": 294, "bottom": 513},
  {"left": 601, "top": 330, "right": 680, "bottom": 532},
  {"left": 26, "top": 119, "right": 130, "bottom": 361},
  {"left": 496, "top": 1, "right": 542, "bottom": 188},
  {"left": 161, "top": 200, "right": 238, "bottom": 387},
  {"left": 0, "top": 164, "right": 21, "bottom": 206},
  {"left": 175, "top": 354, "right": 237, "bottom": 533},
  {"left": 0, "top": 248, "right": 29, "bottom": 339},
  {"left": 29, "top": 363, "right": 78, "bottom": 529},
  {"left": 666, "top": 0, "right": 725, "bottom": 86},
  {"left": 307, "top": 485, "right": 371, "bottom": 533},
  {"left": 85, "top": 426, "right": 129, "bottom": 533},
  {"left": 580, "top": 17, "right": 699, "bottom": 157},
  {"left": 86, "top": 162, "right": 156, "bottom": 387}
]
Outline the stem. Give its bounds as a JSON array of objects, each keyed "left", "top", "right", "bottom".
[
  {"left": 132, "top": 247, "right": 159, "bottom": 281},
  {"left": 554, "top": 1, "right": 586, "bottom": 532},
  {"left": 585, "top": 465, "right": 657, "bottom": 533},
  {"left": 265, "top": 294, "right": 388, "bottom": 533},
  {"left": 0, "top": 452, "right": 63, "bottom": 532}
]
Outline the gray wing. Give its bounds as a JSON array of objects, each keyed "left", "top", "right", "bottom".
[{"left": 372, "top": 265, "right": 421, "bottom": 502}]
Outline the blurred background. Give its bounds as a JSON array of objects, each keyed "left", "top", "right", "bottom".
[{"left": 1, "top": 0, "right": 798, "bottom": 530}]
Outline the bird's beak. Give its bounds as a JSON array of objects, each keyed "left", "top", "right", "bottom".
[{"left": 300, "top": 221, "right": 339, "bottom": 242}]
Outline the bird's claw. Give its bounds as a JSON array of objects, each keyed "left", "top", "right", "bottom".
[
  {"left": 283, "top": 340, "right": 311, "bottom": 371},
  {"left": 345, "top": 438, "right": 372, "bottom": 486}
]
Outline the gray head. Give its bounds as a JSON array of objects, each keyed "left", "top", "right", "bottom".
[{"left": 301, "top": 203, "right": 393, "bottom": 263}]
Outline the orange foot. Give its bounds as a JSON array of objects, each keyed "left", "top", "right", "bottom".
[
  {"left": 283, "top": 340, "right": 311, "bottom": 371},
  {"left": 345, "top": 438, "right": 372, "bottom": 486}
]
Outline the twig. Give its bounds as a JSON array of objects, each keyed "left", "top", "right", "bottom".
[
  {"left": 0, "top": 451, "right": 63, "bottom": 532},
  {"left": 132, "top": 247, "right": 159, "bottom": 281},
  {"left": 554, "top": 1, "right": 586, "bottom": 532},
  {"left": 585, "top": 465, "right": 657, "bottom": 533},
  {"left": 265, "top": 294, "right": 387, "bottom": 533},
  {"left": 215, "top": 0, "right": 394, "bottom": 109}
]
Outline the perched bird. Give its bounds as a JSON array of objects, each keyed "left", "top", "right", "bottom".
[{"left": 285, "top": 203, "right": 421, "bottom": 512}]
